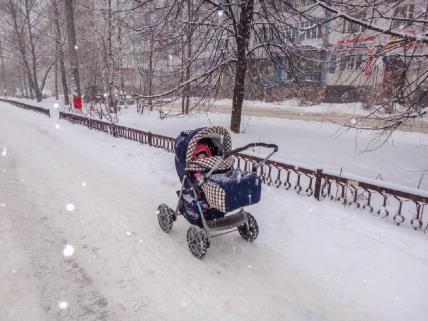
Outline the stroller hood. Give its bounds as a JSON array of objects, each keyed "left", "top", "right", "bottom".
[{"left": 174, "top": 126, "right": 233, "bottom": 180}]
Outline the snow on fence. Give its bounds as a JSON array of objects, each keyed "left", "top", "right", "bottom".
[
  {"left": 53, "top": 111, "right": 426, "bottom": 234},
  {"left": 0, "top": 98, "right": 50, "bottom": 117}
]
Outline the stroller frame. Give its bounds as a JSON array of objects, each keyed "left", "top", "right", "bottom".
[
  {"left": 157, "top": 137, "right": 278, "bottom": 258},
  {"left": 175, "top": 175, "right": 249, "bottom": 235}
]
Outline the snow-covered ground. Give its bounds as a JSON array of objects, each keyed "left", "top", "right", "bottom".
[
  {"left": 214, "top": 98, "right": 428, "bottom": 117},
  {"left": 1, "top": 101, "right": 428, "bottom": 321},
  {"left": 215, "top": 98, "right": 372, "bottom": 114}
]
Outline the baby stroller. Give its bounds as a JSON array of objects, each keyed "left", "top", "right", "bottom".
[{"left": 157, "top": 126, "right": 278, "bottom": 258}]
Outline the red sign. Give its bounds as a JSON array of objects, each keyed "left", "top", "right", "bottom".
[{"left": 73, "top": 96, "right": 82, "bottom": 109}]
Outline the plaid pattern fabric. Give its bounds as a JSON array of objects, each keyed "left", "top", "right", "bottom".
[
  {"left": 185, "top": 156, "right": 234, "bottom": 172},
  {"left": 185, "top": 126, "right": 232, "bottom": 164},
  {"left": 182, "top": 126, "right": 234, "bottom": 213},
  {"left": 201, "top": 180, "right": 226, "bottom": 213}
]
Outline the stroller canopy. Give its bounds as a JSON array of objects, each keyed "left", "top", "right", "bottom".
[{"left": 174, "top": 126, "right": 234, "bottom": 179}]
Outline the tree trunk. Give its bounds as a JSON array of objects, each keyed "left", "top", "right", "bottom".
[
  {"left": 54, "top": 57, "right": 59, "bottom": 100},
  {"left": 52, "top": 0, "right": 70, "bottom": 105},
  {"left": 230, "top": 0, "right": 254, "bottom": 133},
  {"left": 0, "top": 37, "right": 6, "bottom": 94},
  {"left": 181, "top": 35, "right": 185, "bottom": 114},
  {"left": 184, "top": 0, "right": 192, "bottom": 114},
  {"left": 8, "top": 0, "right": 37, "bottom": 101},
  {"left": 24, "top": 0, "right": 42, "bottom": 101},
  {"left": 102, "top": 0, "right": 117, "bottom": 113},
  {"left": 148, "top": 41, "right": 153, "bottom": 110},
  {"left": 64, "top": 0, "right": 82, "bottom": 99},
  {"left": 21, "top": 67, "right": 28, "bottom": 98},
  {"left": 147, "top": 1, "right": 154, "bottom": 111},
  {"left": 148, "top": 27, "right": 153, "bottom": 110},
  {"left": 28, "top": 73, "right": 35, "bottom": 99}
]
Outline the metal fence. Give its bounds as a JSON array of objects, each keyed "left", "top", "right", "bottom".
[
  {"left": 59, "top": 111, "right": 428, "bottom": 233},
  {"left": 9, "top": 98, "right": 425, "bottom": 231},
  {"left": 0, "top": 98, "right": 50, "bottom": 117}
]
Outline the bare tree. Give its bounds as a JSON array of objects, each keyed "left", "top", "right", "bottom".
[
  {"left": 52, "top": 0, "right": 70, "bottom": 105},
  {"left": 64, "top": 0, "right": 82, "bottom": 100},
  {"left": 0, "top": 36, "right": 7, "bottom": 94}
]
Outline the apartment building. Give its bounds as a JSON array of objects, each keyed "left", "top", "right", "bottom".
[{"left": 252, "top": 0, "right": 427, "bottom": 102}]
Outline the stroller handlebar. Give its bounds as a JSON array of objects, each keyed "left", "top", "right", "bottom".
[
  {"left": 197, "top": 143, "right": 278, "bottom": 184},
  {"left": 224, "top": 143, "right": 278, "bottom": 158}
]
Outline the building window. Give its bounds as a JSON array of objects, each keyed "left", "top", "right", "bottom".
[
  {"left": 299, "top": 21, "right": 322, "bottom": 41},
  {"left": 254, "top": 26, "right": 275, "bottom": 45},
  {"left": 392, "top": 4, "right": 414, "bottom": 28},
  {"left": 291, "top": 0, "right": 315, "bottom": 8},
  {"left": 283, "top": 26, "right": 298, "bottom": 42},
  {"left": 254, "top": 25, "right": 296, "bottom": 45},
  {"left": 340, "top": 54, "right": 364, "bottom": 71},
  {"left": 329, "top": 54, "right": 337, "bottom": 73},
  {"left": 342, "top": 13, "right": 366, "bottom": 34}
]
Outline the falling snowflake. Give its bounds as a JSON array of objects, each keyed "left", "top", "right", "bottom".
[
  {"left": 126, "top": 231, "right": 131, "bottom": 236},
  {"left": 58, "top": 301, "right": 69, "bottom": 309},
  {"left": 248, "top": 265, "right": 252, "bottom": 269},
  {"left": 395, "top": 297, "right": 400, "bottom": 301},
  {"left": 218, "top": 10, "right": 224, "bottom": 17},
  {"left": 351, "top": 118, "right": 357, "bottom": 125},
  {"left": 1, "top": 203, "right": 5, "bottom": 207},
  {"left": 180, "top": 301, "right": 187, "bottom": 307},
  {"left": 62, "top": 244, "right": 75, "bottom": 257},
  {"left": 2, "top": 169, "right": 6, "bottom": 173},
  {"left": 53, "top": 103, "right": 59, "bottom": 109},
  {"left": 55, "top": 124, "right": 60, "bottom": 130},
  {"left": 82, "top": 182, "right": 87, "bottom": 187},
  {"left": 74, "top": 45, "right": 79, "bottom": 50},
  {"left": 1, "top": 147, "right": 6, "bottom": 156},
  {"left": 65, "top": 203, "right": 75, "bottom": 211},
  {"left": 11, "top": 269, "right": 16, "bottom": 274}
]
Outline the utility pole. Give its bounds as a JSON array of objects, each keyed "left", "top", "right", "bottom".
[
  {"left": 64, "top": 0, "right": 82, "bottom": 107},
  {"left": 0, "top": 36, "right": 7, "bottom": 96}
]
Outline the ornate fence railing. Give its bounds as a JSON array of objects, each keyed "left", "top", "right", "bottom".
[
  {"left": 58, "top": 111, "right": 428, "bottom": 233},
  {"left": 1, "top": 98, "right": 50, "bottom": 117}
]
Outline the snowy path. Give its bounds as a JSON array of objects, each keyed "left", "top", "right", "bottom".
[{"left": 1, "top": 102, "right": 428, "bottom": 321}]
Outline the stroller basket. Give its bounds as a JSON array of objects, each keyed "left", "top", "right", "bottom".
[{"left": 203, "top": 169, "right": 261, "bottom": 213}]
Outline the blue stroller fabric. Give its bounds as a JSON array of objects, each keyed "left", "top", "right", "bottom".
[{"left": 174, "top": 127, "right": 262, "bottom": 214}]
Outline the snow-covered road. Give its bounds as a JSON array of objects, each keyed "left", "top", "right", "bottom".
[{"left": 1, "top": 102, "right": 428, "bottom": 321}]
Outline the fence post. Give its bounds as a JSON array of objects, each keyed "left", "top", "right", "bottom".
[
  {"left": 148, "top": 132, "right": 153, "bottom": 146},
  {"left": 314, "top": 169, "right": 323, "bottom": 201}
]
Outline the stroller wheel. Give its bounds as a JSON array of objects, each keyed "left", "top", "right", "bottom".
[
  {"left": 187, "top": 226, "right": 209, "bottom": 259},
  {"left": 238, "top": 213, "right": 259, "bottom": 242},
  {"left": 157, "top": 204, "right": 174, "bottom": 233}
]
